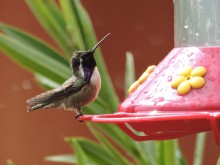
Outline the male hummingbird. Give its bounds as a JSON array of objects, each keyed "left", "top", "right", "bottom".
[{"left": 27, "top": 33, "right": 110, "bottom": 121}]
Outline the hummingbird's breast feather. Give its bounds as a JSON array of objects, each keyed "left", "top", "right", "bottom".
[
  {"left": 64, "top": 67, "right": 101, "bottom": 110},
  {"left": 90, "top": 67, "right": 101, "bottom": 89}
]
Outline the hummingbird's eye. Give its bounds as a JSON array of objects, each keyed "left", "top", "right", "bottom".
[
  {"left": 81, "top": 54, "right": 87, "bottom": 60},
  {"left": 72, "top": 58, "right": 80, "bottom": 69}
]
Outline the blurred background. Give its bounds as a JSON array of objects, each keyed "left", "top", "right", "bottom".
[{"left": 0, "top": 0, "right": 219, "bottom": 164}]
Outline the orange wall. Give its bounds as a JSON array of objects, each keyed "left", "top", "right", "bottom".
[{"left": 0, "top": 0, "right": 219, "bottom": 165}]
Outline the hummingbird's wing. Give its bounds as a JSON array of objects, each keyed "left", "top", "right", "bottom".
[{"left": 27, "top": 77, "right": 88, "bottom": 112}]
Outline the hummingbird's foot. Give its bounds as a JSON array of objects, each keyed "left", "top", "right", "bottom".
[{"left": 75, "top": 114, "right": 83, "bottom": 122}]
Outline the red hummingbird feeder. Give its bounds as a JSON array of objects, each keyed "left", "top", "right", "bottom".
[{"left": 82, "top": 0, "right": 220, "bottom": 144}]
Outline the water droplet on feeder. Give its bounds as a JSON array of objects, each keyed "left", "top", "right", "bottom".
[
  {"left": 184, "top": 25, "right": 189, "bottom": 28},
  {"left": 152, "top": 97, "right": 164, "bottom": 103},
  {"left": 167, "top": 76, "right": 172, "bottom": 82}
]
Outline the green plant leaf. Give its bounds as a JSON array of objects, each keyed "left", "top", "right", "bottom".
[
  {"left": 68, "top": 0, "right": 119, "bottom": 111},
  {"left": 87, "top": 123, "right": 131, "bottom": 165},
  {"left": 157, "top": 140, "right": 186, "bottom": 165},
  {"left": 59, "top": 0, "right": 85, "bottom": 50},
  {"left": 70, "top": 139, "right": 91, "bottom": 165},
  {"left": 83, "top": 101, "right": 107, "bottom": 115},
  {"left": 90, "top": 123, "right": 141, "bottom": 160},
  {"left": 66, "top": 138, "right": 116, "bottom": 165},
  {"left": 35, "top": 74, "right": 61, "bottom": 89},
  {"left": 45, "top": 154, "right": 75, "bottom": 164},
  {"left": 0, "top": 22, "right": 69, "bottom": 66},
  {"left": 43, "top": 0, "right": 66, "bottom": 30},
  {"left": 134, "top": 141, "right": 156, "bottom": 165},
  {"left": 175, "top": 140, "right": 186, "bottom": 165},
  {"left": 60, "top": 1, "right": 128, "bottom": 156},
  {"left": 26, "top": 0, "right": 72, "bottom": 55},
  {"left": 157, "top": 140, "right": 179, "bottom": 165},
  {"left": 67, "top": 0, "right": 93, "bottom": 50},
  {"left": 217, "top": 156, "right": 220, "bottom": 165},
  {"left": 83, "top": 94, "right": 115, "bottom": 115},
  {"left": 0, "top": 34, "right": 71, "bottom": 84},
  {"left": 125, "top": 51, "right": 135, "bottom": 96},
  {"left": 193, "top": 133, "right": 207, "bottom": 165}
]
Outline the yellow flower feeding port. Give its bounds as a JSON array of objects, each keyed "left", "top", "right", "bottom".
[
  {"left": 171, "top": 66, "right": 206, "bottom": 95},
  {"left": 128, "top": 65, "right": 156, "bottom": 94}
]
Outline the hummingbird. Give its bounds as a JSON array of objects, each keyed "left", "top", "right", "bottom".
[{"left": 27, "top": 33, "right": 111, "bottom": 121}]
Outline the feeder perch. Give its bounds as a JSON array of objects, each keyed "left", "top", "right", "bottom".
[{"left": 81, "top": 0, "right": 220, "bottom": 144}]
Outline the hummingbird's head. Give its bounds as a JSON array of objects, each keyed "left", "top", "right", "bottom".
[{"left": 70, "top": 33, "right": 110, "bottom": 77}]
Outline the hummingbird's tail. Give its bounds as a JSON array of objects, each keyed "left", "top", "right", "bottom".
[{"left": 26, "top": 90, "right": 59, "bottom": 112}]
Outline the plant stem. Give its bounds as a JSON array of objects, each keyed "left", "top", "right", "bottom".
[{"left": 193, "top": 132, "right": 207, "bottom": 165}]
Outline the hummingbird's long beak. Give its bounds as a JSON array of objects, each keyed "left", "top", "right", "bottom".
[{"left": 90, "top": 33, "right": 111, "bottom": 53}]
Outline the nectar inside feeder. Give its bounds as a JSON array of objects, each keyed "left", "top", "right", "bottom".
[{"left": 81, "top": 0, "right": 220, "bottom": 144}]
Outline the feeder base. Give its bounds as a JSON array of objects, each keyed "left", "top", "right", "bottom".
[{"left": 81, "top": 111, "right": 220, "bottom": 144}]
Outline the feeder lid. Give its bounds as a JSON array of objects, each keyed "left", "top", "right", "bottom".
[{"left": 121, "top": 47, "right": 220, "bottom": 113}]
